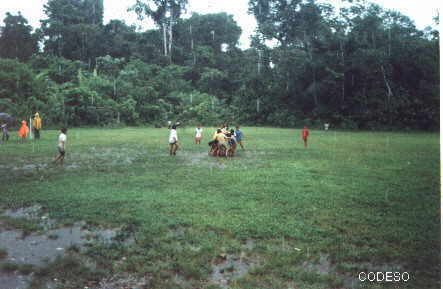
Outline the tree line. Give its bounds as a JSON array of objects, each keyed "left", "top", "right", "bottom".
[{"left": 0, "top": 0, "right": 439, "bottom": 129}]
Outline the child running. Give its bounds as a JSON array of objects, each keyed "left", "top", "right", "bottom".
[
  {"left": 53, "top": 127, "right": 67, "bottom": 166},
  {"left": 195, "top": 124, "right": 203, "bottom": 144},
  {"left": 1, "top": 123, "right": 9, "bottom": 142},
  {"left": 234, "top": 126, "right": 244, "bottom": 150},
  {"left": 302, "top": 126, "right": 309, "bottom": 148},
  {"left": 169, "top": 125, "right": 179, "bottom": 155}
]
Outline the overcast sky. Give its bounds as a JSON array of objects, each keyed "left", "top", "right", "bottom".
[{"left": 0, "top": 0, "right": 440, "bottom": 49}]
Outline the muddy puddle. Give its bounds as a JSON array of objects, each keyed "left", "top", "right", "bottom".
[
  {"left": 0, "top": 147, "right": 273, "bottom": 172},
  {"left": 0, "top": 162, "right": 81, "bottom": 171},
  {"left": 0, "top": 273, "right": 33, "bottom": 289},
  {"left": 0, "top": 205, "right": 131, "bottom": 289},
  {"left": 0, "top": 146, "right": 148, "bottom": 172},
  {"left": 82, "top": 146, "right": 148, "bottom": 166},
  {"left": 181, "top": 150, "right": 270, "bottom": 169},
  {"left": 182, "top": 152, "right": 227, "bottom": 168},
  {"left": 0, "top": 225, "right": 117, "bottom": 266}
]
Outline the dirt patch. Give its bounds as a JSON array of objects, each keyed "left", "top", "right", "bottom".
[
  {"left": 211, "top": 253, "right": 259, "bottom": 288},
  {"left": 242, "top": 239, "right": 255, "bottom": 250},
  {"left": 302, "top": 254, "right": 332, "bottom": 275},
  {"left": 95, "top": 274, "right": 150, "bottom": 289},
  {"left": 302, "top": 254, "right": 405, "bottom": 288}
]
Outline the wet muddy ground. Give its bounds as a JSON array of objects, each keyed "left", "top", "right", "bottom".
[
  {"left": 1, "top": 145, "right": 410, "bottom": 288},
  {"left": 0, "top": 147, "right": 273, "bottom": 172},
  {"left": 0, "top": 148, "right": 278, "bottom": 289},
  {"left": 0, "top": 205, "right": 129, "bottom": 289},
  {"left": 0, "top": 205, "right": 406, "bottom": 289},
  {"left": 211, "top": 253, "right": 259, "bottom": 288}
]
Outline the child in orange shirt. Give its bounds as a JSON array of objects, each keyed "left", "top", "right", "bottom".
[
  {"left": 18, "top": 120, "right": 29, "bottom": 143},
  {"left": 302, "top": 126, "right": 309, "bottom": 148}
]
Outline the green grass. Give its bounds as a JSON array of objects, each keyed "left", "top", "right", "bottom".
[
  {"left": 0, "top": 126, "right": 440, "bottom": 288},
  {"left": 0, "top": 216, "right": 43, "bottom": 237}
]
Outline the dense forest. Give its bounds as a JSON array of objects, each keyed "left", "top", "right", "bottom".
[{"left": 0, "top": 0, "right": 439, "bottom": 129}]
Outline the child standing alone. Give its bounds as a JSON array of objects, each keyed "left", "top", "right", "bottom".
[
  {"left": 195, "top": 125, "right": 203, "bottom": 144},
  {"left": 53, "top": 128, "right": 67, "bottom": 166},
  {"left": 302, "top": 126, "right": 309, "bottom": 148}
]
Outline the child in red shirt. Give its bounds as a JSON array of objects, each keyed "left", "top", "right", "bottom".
[{"left": 302, "top": 126, "right": 309, "bottom": 148}]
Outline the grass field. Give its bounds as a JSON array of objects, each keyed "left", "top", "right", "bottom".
[{"left": 0, "top": 126, "right": 440, "bottom": 289}]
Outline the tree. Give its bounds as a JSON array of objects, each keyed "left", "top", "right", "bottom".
[
  {"left": 0, "top": 12, "right": 38, "bottom": 61},
  {"left": 131, "top": 0, "right": 188, "bottom": 60},
  {"left": 172, "top": 12, "right": 242, "bottom": 66},
  {"left": 40, "top": 0, "right": 104, "bottom": 65},
  {"left": 101, "top": 20, "right": 138, "bottom": 59}
]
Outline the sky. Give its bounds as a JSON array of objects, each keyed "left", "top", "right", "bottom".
[{"left": 0, "top": 0, "right": 440, "bottom": 49}]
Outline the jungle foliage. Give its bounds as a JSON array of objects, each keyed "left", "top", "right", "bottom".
[{"left": 0, "top": 0, "right": 439, "bottom": 129}]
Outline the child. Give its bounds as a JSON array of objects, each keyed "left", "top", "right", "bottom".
[
  {"left": 53, "top": 128, "right": 67, "bottom": 166},
  {"left": 208, "top": 129, "right": 221, "bottom": 156},
  {"left": 302, "top": 126, "right": 309, "bottom": 148},
  {"left": 216, "top": 129, "right": 228, "bottom": 156},
  {"left": 169, "top": 125, "right": 179, "bottom": 155},
  {"left": 32, "top": 112, "right": 42, "bottom": 139},
  {"left": 226, "top": 130, "right": 237, "bottom": 157},
  {"left": 222, "top": 122, "right": 229, "bottom": 133},
  {"left": 18, "top": 120, "right": 29, "bottom": 143},
  {"left": 234, "top": 126, "right": 244, "bottom": 150},
  {"left": 220, "top": 124, "right": 227, "bottom": 135},
  {"left": 195, "top": 124, "right": 203, "bottom": 144},
  {"left": 1, "top": 123, "right": 9, "bottom": 142},
  {"left": 213, "top": 126, "right": 221, "bottom": 141}
]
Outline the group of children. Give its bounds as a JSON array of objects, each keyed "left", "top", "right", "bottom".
[
  {"left": 168, "top": 122, "right": 312, "bottom": 157},
  {"left": 1, "top": 112, "right": 43, "bottom": 144},
  {"left": 167, "top": 122, "right": 245, "bottom": 157},
  {"left": 209, "top": 123, "right": 244, "bottom": 157},
  {"left": 2, "top": 114, "right": 311, "bottom": 166},
  {"left": 1, "top": 112, "right": 67, "bottom": 166}
]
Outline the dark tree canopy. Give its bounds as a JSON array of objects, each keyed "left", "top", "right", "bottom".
[{"left": 0, "top": 12, "right": 38, "bottom": 61}]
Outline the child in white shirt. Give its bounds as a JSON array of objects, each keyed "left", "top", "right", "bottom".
[
  {"left": 195, "top": 125, "right": 203, "bottom": 144},
  {"left": 53, "top": 127, "right": 67, "bottom": 166},
  {"left": 169, "top": 125, "right": 179, "bottom": 155}
]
